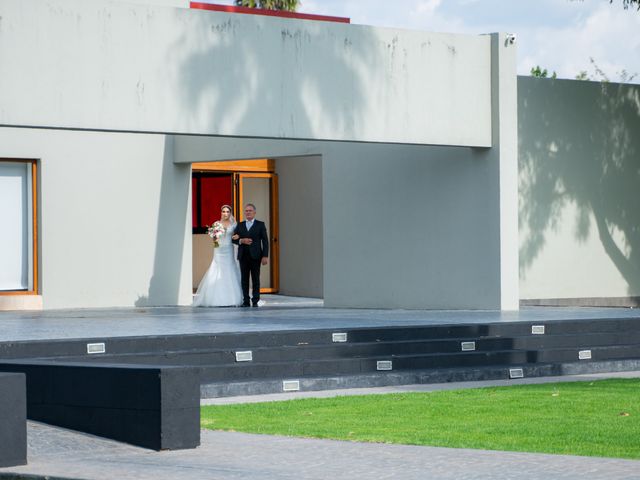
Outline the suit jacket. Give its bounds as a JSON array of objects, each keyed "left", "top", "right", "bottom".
[{"left": 233, "top": 220, "right": 269, "bottom": 260}]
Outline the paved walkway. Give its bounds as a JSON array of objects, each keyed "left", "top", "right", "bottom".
[
  {"left": 1, "top": 418, "right": 638, "bottom": 480},
  {"left": 2, "top": 371, "right": 639, "bottom": 480}
]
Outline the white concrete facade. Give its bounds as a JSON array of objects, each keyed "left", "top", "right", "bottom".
[
  {"left": 0, "top": 0, "right": 520, "bottom": 310},
  {"left": 0, "top": 0, "right": 492, "bottom": 147},
  {"left": 519, "top": 77, "right": 640, "bottom": 305},
  {"left": 0, "top": 128, "right": 192, "bottom": 309}
]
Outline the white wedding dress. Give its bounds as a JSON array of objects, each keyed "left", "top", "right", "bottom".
[{"left": 193, "top": 225, "right": 243, "bottom": 307}]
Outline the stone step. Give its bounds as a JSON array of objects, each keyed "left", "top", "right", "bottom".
[
  {"left": 201, "top": 358, "right": 640, "bottom": 399},
  {"left": 2, "top": 317, "right": 640, "bottom": 359},
  {"left": 189, "top": 343, "right": 640, "bottom": 383},
  {"left": 27, "top": 330, "right": 640, "bottom": 367}
]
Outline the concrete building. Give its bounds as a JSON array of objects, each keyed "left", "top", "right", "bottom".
[{"left": 0, "top": 0, "right": 636, "bottom": 311}]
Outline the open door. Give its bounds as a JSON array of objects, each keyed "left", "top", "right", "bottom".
[
  {"left": 236, "top": 172, "right": 279, "bottom": 293},
  {"left": 191, "top": 160, "right": 279, "bottom": 294}
]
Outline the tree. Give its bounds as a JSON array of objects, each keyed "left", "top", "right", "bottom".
[
  {"left": 530, "top": 65, "right": 557, "bottom": 79},
  {"left": 235, "top": 0, "right": 300, "bottom": 11},
  {"left": 573, "top": 0, "right": 639, "bottom": 9},
  {"left": 617, "top": 0, "right": 640, "bottom": 9},
  {"left": 575, "top": 57, "right": 638, "bottom": 83}
]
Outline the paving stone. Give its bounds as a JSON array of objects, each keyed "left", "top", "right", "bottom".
[{"left": 1, "top": 421, "right": 638, "bottom": 480}]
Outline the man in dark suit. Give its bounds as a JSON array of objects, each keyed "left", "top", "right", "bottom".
[{"left": 232, "top": 203, "right": 269, "bottom": 307}]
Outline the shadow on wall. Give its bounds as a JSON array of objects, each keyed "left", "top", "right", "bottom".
[
  {"left": 136, "top": 136, "right": 191, "bottom": 307},
  {"left": 160, "top": 11, "right": 380, "bottom": 304},
  {"left": 168, "top": 11, "right": 377, "bottom": 143},
  {"left": 518, "top": 77, "right": 640, "bottom": 295}
]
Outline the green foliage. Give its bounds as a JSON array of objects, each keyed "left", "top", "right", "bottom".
[
  {"left": 574, "top": 57, "right": 638, "bottom": 83},
  {"left": 202, "top": 379, "right": 640, "bottom": 459},
  {"left": 530, "top": 65, "right": 557, "bottom": 79},
  {"left": 534, "top": 58, "right": 637, "bottom": 83},
  {"left": 235, "top": 0, "right": 299, "bottom": 11}
]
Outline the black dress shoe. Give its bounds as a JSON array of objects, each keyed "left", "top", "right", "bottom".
[
  {"left": 252, "top": 303, "right": 259, "bottom": 307},
  {"left": 241, "top": 303, "right": 250, "bottom": 307}
]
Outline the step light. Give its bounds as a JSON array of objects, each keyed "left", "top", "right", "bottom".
[
  {"left": 235, "top": 351, "right": 253, "bottom": 362},
  {"left": 332, "top": 332, "right": 348, "bottom": 343},
  {"left": 531, "top": 325, "right": 545, "bottom": 335},
  {"left": 578, "top": 349, "right": 592, "bottom": 360},
  {"left": 509, "top": 368, "right": 524, "bottom": 379},
  {"left": 461, "top": 341, "right": 476, "bottom": 351},
  {"left": 282, "top": 380, "right": 300, "bottom": 392},
  {"left": 377, "top": 360, "right": 393, "bottom": 371},
  {"left": 86, "top": 342, "right": 105, "bottom": 354}
]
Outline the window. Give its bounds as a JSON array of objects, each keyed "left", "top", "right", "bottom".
[{"left": 0, "top": 159, "right": 38, "bottom": 294}]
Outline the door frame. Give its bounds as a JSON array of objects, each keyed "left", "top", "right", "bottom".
[
  {"left": 236, "top": 172, "right": 279, "bottom": 294},
  {"left": 191, "top": 160, "right": 279, "bottom": 293},
  {"left": 0, "top": 158, "right": 38, "bottom": 296}
]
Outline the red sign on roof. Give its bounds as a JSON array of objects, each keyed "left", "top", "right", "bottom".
[{"left": 190, "top": 3, "right": 350, "bottom": 24}]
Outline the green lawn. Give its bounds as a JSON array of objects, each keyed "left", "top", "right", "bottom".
[{"left": 201, "top": 378, "right": 640, "bottom": 459}]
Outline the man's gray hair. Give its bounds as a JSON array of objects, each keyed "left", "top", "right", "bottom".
[{"left": 244, "top": 203, "right": 256, "bottom": 210}]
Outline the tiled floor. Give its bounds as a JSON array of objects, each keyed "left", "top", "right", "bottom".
[{"left": 0, "top": 295, "right": 638, "bottom": 342}]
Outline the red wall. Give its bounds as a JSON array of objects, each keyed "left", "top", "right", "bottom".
[{"left": 192, "top": 174, "right": 233, "bottom": 231}]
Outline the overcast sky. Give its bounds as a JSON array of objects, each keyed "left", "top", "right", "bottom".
[{"left": 212, "top": 0, "right": 640, "bottom": 84}]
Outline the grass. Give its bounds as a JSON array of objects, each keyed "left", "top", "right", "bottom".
[{"left": 201, "top": 379, "right": 640, "bottom": 459}]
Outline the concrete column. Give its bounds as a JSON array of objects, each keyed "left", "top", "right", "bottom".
[{"left": 489, "top": 33, "right": 519, "bottom": 310}]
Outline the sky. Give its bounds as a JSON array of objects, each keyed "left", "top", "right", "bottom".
[{"left": 212, "top": 0, "right": 640, "bottom": 84}]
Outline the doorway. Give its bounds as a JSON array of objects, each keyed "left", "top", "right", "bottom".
[{"left": 191, "top": 160, "right": 279, "bottom": 293}]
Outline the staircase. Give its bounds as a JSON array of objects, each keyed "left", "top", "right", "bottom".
[{"left": 3, "top": 317, "right": 640, "bottom": 398}]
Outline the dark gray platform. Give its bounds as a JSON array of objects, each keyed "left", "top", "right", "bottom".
[
  {"left": 0, "top": 372, "right": 27, "bottom": 468},
  {"left": 0, "top": 362, "right": 200, "bottom": 451},
  {"left": 1, "top": 296, "right": 639, "bottom": 342}
]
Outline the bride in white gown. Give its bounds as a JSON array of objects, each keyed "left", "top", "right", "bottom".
[{"left": 193, "top": 205, "right": 243, "bottom": 307}]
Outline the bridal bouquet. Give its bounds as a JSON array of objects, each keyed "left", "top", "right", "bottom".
[{"left": 206, "top": 221, "right": 225, "bottom": 248}]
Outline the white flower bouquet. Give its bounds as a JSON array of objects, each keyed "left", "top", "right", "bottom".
[{"left": 206, "top": 221, "right": 225, "bottom": 248}]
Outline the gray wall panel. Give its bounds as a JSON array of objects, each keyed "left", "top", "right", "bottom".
[
  {"left": 322, "top": 143, "right": 502, "bottom": 309},
  {"left": 276, "top": 155, "right": 323, "bottom": 298},
  {"left": 519, "top": 77, "right": 640, "bottom": 301}
]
